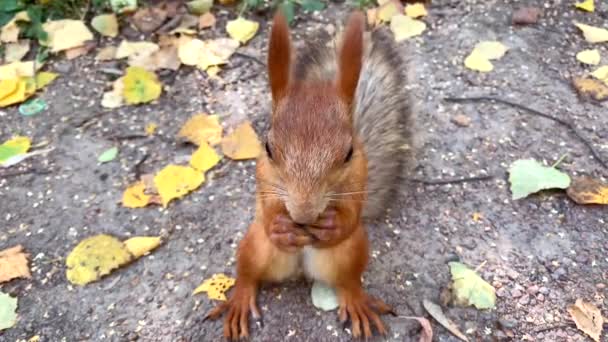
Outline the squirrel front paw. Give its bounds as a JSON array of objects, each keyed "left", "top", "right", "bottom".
[
  {"left": 338, "top": 287, "right": 395, "bottom": 338},
  {"left": 269, "top": 213, "right": 316, "bottom": 252},
  {"left": 306, "top": 208, "right": 343, "bottom": 245},
  {"left": 204, "top": 283, "right": 261, "bottom": 340}
]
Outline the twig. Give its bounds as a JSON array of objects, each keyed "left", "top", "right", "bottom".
[
  {"left": 0, "top": 168, "right": 52, "bottom": 179},
  {"left": 533, "top": 322, "right": 576, "bottom": 334},
  {"left": 551, "top": 154, "right": 568, "bottom": 168},
  {"left": 107, "top": 133, "right": 149, "bottom": 141},
  {"left": 474, "top": 260, "right": 487, "bottom": 273},
  {"left": 233, "top": 52, "right": 266, "bottom": 67},
  {"left": 133, "top": 153, "right": 149, "bottom": 179},
  {"left": 444, "top": 96, "right": 608, "bottom": 169},
  {"left": 409, "top": 174, "right": 494, "bottom": 185}
]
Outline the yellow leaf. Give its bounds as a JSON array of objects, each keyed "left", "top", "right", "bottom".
[
  {"left": 4, "top": 40, "right": 30, "bottom": 62},
  {"left": 178, "top": 113, "right": 223, "bottom": 146},
  {"left": 0, "top": 11, "right": 29, "bottom": 43},
  {"left": 0, "top": 79, "right": 18, "bottom": 100},
  {"left": 575, "top": 0, "right": 594, "bottom": 12},
  {"left": 0, "top": 79, "right": 27, "bottom": 107},
  {"left": 115, "top": 40, "right": 160, "bottom": 61},
  {"left": 464, "top": 41, "right": 508, "bottom": 72},
  {"left": 574, "top": 22, "right": 608, "bottom": 43},
  {"left": 591, "top": 65, "right": 608, "bottom": 85},
  {"left": 123, "top": 236, "right": 161, "bottom": 258},
  {"left": 154, "top": 165, "right": 205, "bottom": 207},
  {"left": 193, "top": 273, "right": 235, "bottom": 301},
  {"left": 42, "top": 20, "right": 94, "bottom": 52},
  {"left": 65, "top": 234, "right": 133, "bottom": 286},
  {"left": 91, "top": 14, "right": 119, "bottom": 37},
  {"left": 95, "top": 46, "right": 118, "bottom": 61},
  {"left": 567, "top": 299, "right": 603, "bottom": 342},
  {"left": 145, "top": 123, "right": 158, "bottom": 135},
  {"left": 177, "top": 37, "right": 204, "bottom": 66},
  {"left": 0, "top": 61, "right": 39, "bottom": 80},
  {"left": 405, "top": 3, "right": 427, "bottom": 18},
  {"left": 0, "top": 245, "right": 31, "bottom": 283},
  {"left": 389, "top": 15, "right": 426, "bottom": 42},
  {"left": 179, "top": 38, "right": 239, "bottom": 70},
  {"left": 576, "top": 49, "right": 601, "bottom": 65},
  {"left": 566, "top": 177, "right": 608, "bottom": 205},
  {"left": 35, "top": 71, "right": 59, "bottom": 90},
  {"left": 472, "top": 212, "right": 483, "bottom": 222},
  {"left": 206, "top": 65, "right": 221, "bottom": 78},
  {"left": 122, "top": 181, "right": 151, "bottom": 208},
  {"left": 122, "top": 66, "right": 162, "bottom": 105},
  {"left": 377, "top": 1, "right": 401, "bottom": 23},
  {"left": 572, "top": 77, "right": 608, "bottom": 101},
  {"left": 226, "top": 17, "right": 259, "bottom": 44},
  {"left": 190, "top": 142, "right": 221, "bottom": 172},
  {"left": 221, "top": 121, "right": 262, "bottom": 160}
]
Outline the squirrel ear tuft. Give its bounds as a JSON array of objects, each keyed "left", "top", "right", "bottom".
[
  {"left": 268, "top": 11, "right": 292, "bottom": 105},
  {"left": 336, "top": 11, "right": 365, "bottom": 108}
]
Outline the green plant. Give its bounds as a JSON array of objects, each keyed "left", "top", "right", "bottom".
[
  {"left": 240, "top": 0, "right": 327, "bottom": 24},
  {"left": 350, "top": 0, "right": 376, "bottom": 9}
]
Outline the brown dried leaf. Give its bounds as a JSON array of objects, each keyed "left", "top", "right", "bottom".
[
  {"left": 199, "top": 12, "right": 216, "bottom": 29},
  {"left": 64, "top": 42, "right": 96, "bottom": 60},
  {"left": 422, "top": 299, "right": 468, "bottom": 342},
  {"left": 132, "top": 6, "right": 168, "bottom": 33},
  {"left": 566, "top": 176, "right": 608, "bottom": 205},
  {"left": 573, "top": 77, "right": 608, "bottom": 102},
  {"left": 451, "top": 114, "right": 471, "bottom": 127},
  {"left": 567, "top": 299, "right": 603, "bottom": 342},
  {"left": 512, "top": 7, "right": 541, "bottom": 25},
  {"left": 0, "top": 245, "right": 31, "bottom": 283},
  {"left": 400, "top": 316, "right": 433, "bottom": 342}
]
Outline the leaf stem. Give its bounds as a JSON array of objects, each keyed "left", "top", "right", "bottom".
[
  {"left": 474, "top": 260, "right": 487, "bottom": 273},
  {"left": 551, "top": 154, "right": 568, "bottom": 168}
]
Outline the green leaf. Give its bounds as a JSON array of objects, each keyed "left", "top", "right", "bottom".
[
  {"left": 98, "top": 147, "right": 118, "bottom": 163},
  {"left": 311, "top": 281, "right": 339, "bottom": 311},
  {"left": 300, "top": 0, "right": 325, "bottom": 12},
  {"left": 186, "top": 0, "right": 213, "bottom": 15},
  {"left": 449, "top": 262, "right": 496, "bottom": 310},
  {"left": 0, "top": 0, "right": 23, "bottom": 13},
  {"left": 0, "top": 292, "right": 18, "bottom": 331},
  {"left": 508, "top": 159, "right": 571, "bottom": 200},
  {"left": 24, "top": 5, "right": 48, "bottom": 42},
  {"left": 279, "top": 0, "right": 295, "bottom": 24}
]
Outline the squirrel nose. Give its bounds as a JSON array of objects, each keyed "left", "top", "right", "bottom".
[{"left": 286, "top": 200, "right": 319, "bottom": 225}]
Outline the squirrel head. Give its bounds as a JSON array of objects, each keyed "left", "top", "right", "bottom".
[{"left": 261, "top": 11, "right": 367, "bottom": 225}]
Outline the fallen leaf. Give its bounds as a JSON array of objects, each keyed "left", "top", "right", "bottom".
[
  {"left": 145, "top": 123, "right": 158, "bottom": 135},
  {"left": 451, "top": 114, "right": 471, "bottom": 127},
  {"left": 199, "top": 12, "right": 216, "bottom": 29},
  {"left": 464, "top": 50, "right": 494, "bottom": 72},
  {"left": 591, "top": 65, "right": 608, "bottom": 85},
  {"left": 576, "top": 49, "right": 601, "bottom": 65},
  {"left": 66, "top": 234, "right": 133, "bottom": 286},
  {"left": 464, "top": 41, "right": 508, "bottom": 72},
  {"left": 221, "top": 121, "right": 262, "bottom": 160},
  {"left": 0, "top": 136, "right": 31, "bottom": 164},
  {"left": 449, "top": 262, "right": 496, "bottom": 310},
  {"left": 98, "top": 146, "right": 118, "bottom": 163},
  {"left": 0, "top": 79, "right": 19, "bottom": 101},
  {"left": 101, "top": 77, "right": 125, "bottom": 108},
  {"left": 0, "top": 61, "right": 38, "bottom": 80},
  {"left": 122, "top": 66, "right": 162, "bottom": 105},
  {"left": 122, "top": 181, "right": 152, "bottom": 208},
  {"left": 311, "top": 281, "right": 339, "bottom": 311},
  {"left": 190, "top": 142, "right": 221, "bottom": 172},
  {"left": 0, "top": 292, "right": 18, "bottom": 331},
  {"left": 0, "top": 245, "right": 31, "bottom": 283},
  {"left": 178, "top": 113, "right": 223, "bottom": 146},
  {"left": 226, "top": 17, "right": 259, "bottom": 44},
  {"left": 508, "top": 159, "right": 571, "bottom": 200},
  {"left": 0, "top": 11, "right": 29, "bottom": 43},
  {"left": 399, "top": 316, "right": 433, "bottom": 342},
  {"left": 422, "top": 299, "right": 468, "bottom": 342},
  {"left": 95, "top": 46, "right": 118, "bottom": 61},
  {"left": 35, "top": 71, "right": 58, "bottom": 90},
  {"left": 154, "top": 165, "right": 205, "bottom": 207},
  {"left": 132, "top": 6, "right": 167, "bottom": 33},
  {"left": 170, "top": 14, "right": 200, "bottom": 34},
  {"left": 390, "top": 14, "right": 426, "bottom": 42},
  {"left": 64, "top": 42, "right": 96, "bottom": 60},
  {"left": 378, "top": 0, "right": 402, "bottom": 23},
  {"left": 187, "top": 0, "right": 213, "bottom": 15},
  {"left": 123, "top": 236, "right": 161, "bottom": 258},
  {"left": 178, "top": 37, "right": 238, "bottom": 70},
  {"left": 4, "top": 40, "right": 30, "bottom": 62},
  {"left": 367, "top": 8, "right": 379, "bottom": 26},
  {"left": 42, "top": 20, "right": 94, "bottom": 53},
  {"left": 405, "top": 3, "right": 427, "bottom": 18},
  {"left": 0, "top": 78, "right": 26, "bottom": 107},
  {"left": 129, "top": 43, "right": 181, "bottom": 71},
  {"left": 574, "top": 22, "right": 608, "bottom": 44},
  {"left": 573, "top": 77, "right": 608, "bottom": 101},
  {"left": 575, "top": 0, "right": 595, "bottom": 12},
  {"left": 206, "top": 65, "right": 221, "bottom": 78},
  {"left": 91, "top": 14, "right": 119, "bottom": 37},
  {"left": 512, "top": 7, "right": 541, "bottom": 25},
  {"left": 110, "top": 0, "right": 138, "bottom": 13},
  {"left": 472, "top": 212, "right": 483, "bottom": 222},
  {"left": 568, "top": 299, "right": 603, "bottom": 342},
  {"left": 566, "top": 176, "right": 608, "bottom": 205},
  {"left": 193, "top": 273, "right": 235, "bottom": 301},
  {"left": 115, "top": 40, "right": 160, "bottom": 61}
]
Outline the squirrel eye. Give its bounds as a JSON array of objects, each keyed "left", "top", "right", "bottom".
[
  {"left": 344, "top": 146, "right": 354, "bottom": 163},
  {"left": 265, "top": 141, "right": 274, "bottom": 160}
]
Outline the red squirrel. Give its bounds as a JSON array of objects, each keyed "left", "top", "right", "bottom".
[{"left": 205, "top": 10, "right": 413, "bottom": 340}]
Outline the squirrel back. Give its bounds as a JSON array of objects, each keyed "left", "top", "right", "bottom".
[{"left": 294, "top": 28, "right": 414, "bottom": 220}]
